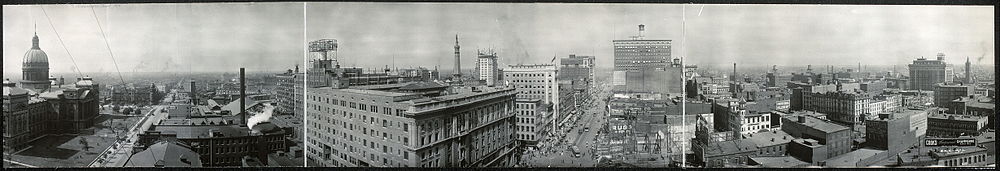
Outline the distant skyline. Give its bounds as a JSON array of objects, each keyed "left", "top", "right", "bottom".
[
  {"left": 4, "top": 3, "right": 992, "bottom": 75},
  {"left": 683, "top": 5, "right": 993, "bottom": 66},
  {"left": 3, "top": 3, "right": 305, "bottom": 74},
  {"left": 306, "top": 3, "right": 992, "bottom": 71},
  {"left": 306, "top": 3, "right": 685, "bottom": 70}
]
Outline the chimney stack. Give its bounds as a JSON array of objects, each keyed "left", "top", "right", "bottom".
[
  {"left": 190, "top": 81, "right": 197, "bottom": 105},
  {"left": 732, "top": 63, "right": 737, "bottom": 82},
  {"left": 240, "top": 68, "right": 247, "bottom": 127}
]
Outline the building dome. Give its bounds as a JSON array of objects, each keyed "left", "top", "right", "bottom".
[
  {"left": 23, "top": 34, "right": 49, "bottom": 65},
  {"left": 21, "top": 33, "right": 51, "bottom": 90}
]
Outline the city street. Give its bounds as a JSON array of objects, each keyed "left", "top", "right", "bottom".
[
  {"left": 523, "top": 80, "right": 611, "bottom": 167},
  {"left": 90, "top": 91, "right": 175, "bottom": 167}
]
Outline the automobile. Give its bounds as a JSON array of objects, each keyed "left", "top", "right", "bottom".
[
  {"left": 584, "top": 127, "right": 590, "bottom": 132},
  {"left": 571, "top": 146, "right": 582, "bottom": 158}
]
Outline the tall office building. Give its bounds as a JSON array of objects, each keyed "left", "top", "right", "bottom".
[
  {"left": 611, "top": 24, "right": 680, "bottom": 93},
  {"left": 613, "top": 24, "right": 671, "bottom": 72},
  {"left": 305, "top": 83, "right": 518, "bottom": 167},
  {"left": 908, "top": 53, "right": 954, "bottom": 90},
  {"left": 475, "top": 50, "right": 500, "bottom": 86},
  {"left": 275, "top": 67, "right": 304, "bottom": 118},
  {"left": 503, "top": 64, "right": 560, "bottom": 131}
]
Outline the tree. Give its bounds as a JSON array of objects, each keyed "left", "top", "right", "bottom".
[
  {"left": 80, "top": 138, "right": 91, "bottom": 152},
  {"left": 122, "top": 108, "right": 133, "bottom": 115}
]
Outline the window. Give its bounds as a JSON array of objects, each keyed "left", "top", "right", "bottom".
[{"left": 403, "top": 123, "right": 409, "bottom": 132}]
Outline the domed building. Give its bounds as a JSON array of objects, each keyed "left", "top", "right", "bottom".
[
  {"left": 22, "top": 33, "right": 51, "bottom": 90},
  {"left": 2, "top": 33, "right": 100, "bottom": 152}
]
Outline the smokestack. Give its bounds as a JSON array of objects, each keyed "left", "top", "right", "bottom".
[
  {"left": 240, "top": 68, "right": 247, "bottom": 127},
  {"left": 732, "top": 63, "right": 737, "bottom": 82},
  {"left": 190, "top": 81, "right": 197, "bottom": 105}
]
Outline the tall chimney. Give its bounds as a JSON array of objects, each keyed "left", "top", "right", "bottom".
[
  {"left": 240, "top": 68, "right": 247, "bottom": 127},
  {"left": 732, "top": 63, "right": 737, "bottom": 82},
  {"left": 190, "top": 81, "right": 197, "bottom": 105}
]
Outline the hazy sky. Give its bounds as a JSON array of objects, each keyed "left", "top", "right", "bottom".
[
  {"left": 3, "top": 3, "right": 305, "bottom": 74},
  {"left": 4, "top": 3, "right": 992, "bottom": 75},
  {"left": 307, "top": 3, "right": 686, "bottom": 70},
  {"left": 307, "top": 3, "right": 993, "bottom": 71}
]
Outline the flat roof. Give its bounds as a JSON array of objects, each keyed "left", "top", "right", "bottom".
[
  {"left": 704, "top": 139, "right": 758, "bottom": 157},
  {"left": 744, "top": 130, "right": 793, "bottom": 147},
  {"left": 822, "top": 148, "right": 885, "bottom": 167},
  {"left": 784, "top": 112, "right": 848, "bottom": 133},
  {"left": 750, "top": 156, "right": 810, "bottom": 168}
]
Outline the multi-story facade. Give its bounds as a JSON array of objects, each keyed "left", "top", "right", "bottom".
[
  {"left": 927, "top": 113, "right": 988, "bottom": 137},
  {"left": 3, "top": 34, "right": 101, "bottom": 152},
  {"left": 305, "top": 82, "right": 518, "bottom": 167},
  {"left": 475, "top": 50, "right": 500, "bottom": 86},
  {"left": 711, "top": 99, "right": 773, "bottom": 137},
  {"left": 612, "top": 25, "right": 681, "bottom": 94},
  {"left": 908, "top": 53, "right": 954, "bottom": 91},
  {"left": 897, "top": 145, "right": 992, "bottom": 167},
  {"left": 933, "top": 83, "right": 973, "bottom": 109},
  {"left": 514, "top": 99, "right": 550, "bottom": 147},
  {"left": 108, "top": 83, "right": 162, "bottom": 106},
  {"left": 803, "top": 89, "right": 901, "bottom": 125},
  {"left": 864, "top": 110, "right": 927, "bottom": 155},
  {"left": 780, "top": 113, "right": 852, "bottom": 159},
  {"left": 275, "top": 69, "right": 304, "bottom": 117},
  {"left": 612, "top": 38, "right": 671, "bottom": 72},
  {"left": 503, "top": 64, "right": 559, "bottom": 131},
  {"left": 559, "top": 54, "right": 595, "bottom": 84},
  {"left": 138, "top": 123, "right": 290, "bottom": 166}
]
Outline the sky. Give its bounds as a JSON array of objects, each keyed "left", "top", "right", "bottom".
[
  {"left": 306, "top": 3, "right": 993, "bottom": 71},
  {"left": 306, "top": 3, "right": 686, "bottom": 70},
  {"left": 5, "top": 3, "right": 992, "bottom": 75},
  {"left": 3, "top": 3, "right": 305, "bottom": 74}
]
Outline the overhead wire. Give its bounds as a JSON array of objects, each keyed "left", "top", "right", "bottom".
[
  {"left": 40, "top": 7, "right": 84, "bottom": 78},
  {"left": 90, "top": 6, "right": 127, "bottom": 86}
]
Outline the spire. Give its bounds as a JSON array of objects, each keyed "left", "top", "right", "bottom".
[{"left": 31, "top": 31, "right": 40, "bottom": 49}]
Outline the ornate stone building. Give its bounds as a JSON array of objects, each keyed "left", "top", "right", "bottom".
[{"left": 3, "top": 33, "right": 101, "bottom": 152}]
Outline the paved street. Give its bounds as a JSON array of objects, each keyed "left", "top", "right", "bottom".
[
  {"left": 91, "top": 91, "right": 176, "bottom": 167},
  {"left": 523, "top": 80, "right": 610, "bottom": 167}
]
